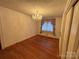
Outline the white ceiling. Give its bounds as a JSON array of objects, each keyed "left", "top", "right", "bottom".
[{"left": 0, "top": 0, "right": 67, "bottom": 17}]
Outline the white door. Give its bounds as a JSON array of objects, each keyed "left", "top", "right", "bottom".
[
  {"left": 61, "top": 7, "right": 73, "bottom": 59},
  {"left": 66, "top": 1, "right": 79, "bottom": 59}
]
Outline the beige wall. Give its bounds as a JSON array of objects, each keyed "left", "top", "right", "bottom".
[
  {"left": 37, "top": 20, "right": 41, "bottom": 34},
  {"left": 0, "top": 6, "right": 38, "bottom": 49},
  {"left": 55, "top": 17, "right": 62, "bottom": 38}
]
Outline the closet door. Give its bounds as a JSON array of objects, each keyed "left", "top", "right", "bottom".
[
  {"left": 61, "top": 7, "right": 73, "bottom": 59},
  {"left": 66, "top": 1, "right": 79, "bottom": 59},
  {"left": 76, "top": 46, "right": 79, "bottom": 59}
]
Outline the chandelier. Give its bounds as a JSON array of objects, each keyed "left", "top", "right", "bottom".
[{"left": 32, "top": 10, "right": 42, "bottom": 21}]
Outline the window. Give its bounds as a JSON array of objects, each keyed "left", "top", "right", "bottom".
[
  {"left": 41, "top": 19, "right": 55, "bottom": 35},
  {"left": 42, "top": 22, "right": 54, "bottom": 32},
  {"left": 42, "top": 22, "right": 48, "bottom": 31}
]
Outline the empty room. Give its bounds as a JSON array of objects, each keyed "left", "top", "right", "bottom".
[{"left": 0, "top": 0, "right": 79, "bottom": 59}]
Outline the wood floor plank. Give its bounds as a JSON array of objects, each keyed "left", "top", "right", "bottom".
[{"left": 0, "top": 35, "right": 60, "bottom": 59}]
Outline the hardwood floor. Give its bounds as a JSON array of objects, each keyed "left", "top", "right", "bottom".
[{"left": 0, "top": 35, "right": 60, "bottom": 59}]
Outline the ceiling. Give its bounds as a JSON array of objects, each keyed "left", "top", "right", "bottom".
[{"left": 0, "top": 0, "right": 67, "bottom": 17}]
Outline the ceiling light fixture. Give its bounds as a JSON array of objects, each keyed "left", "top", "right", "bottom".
[{"left": 32, "top": 10, "right": 42, "bottom": 21}]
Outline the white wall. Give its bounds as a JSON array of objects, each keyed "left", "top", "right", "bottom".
[{"left": 0, "top": 6, "right": 38, "bottom": 49}]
